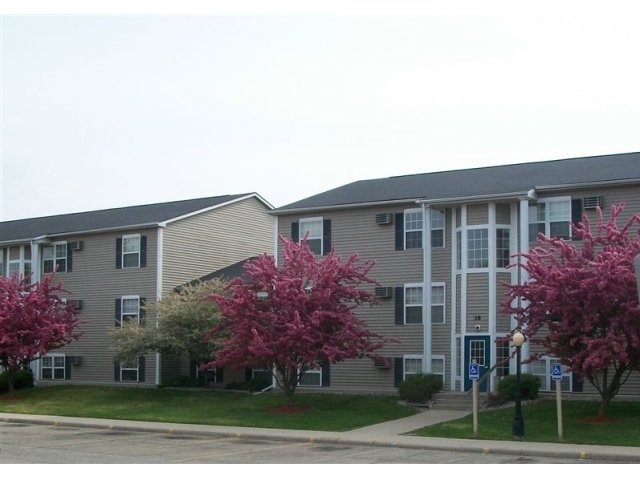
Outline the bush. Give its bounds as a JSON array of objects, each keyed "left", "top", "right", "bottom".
[
  {"left": 497, "top": 374, "right": 540, "bottom": 401},
  {"left": 0, "top": 369, "right": 34, "bottom": 393},
  {"left": 398, "top": 373, "right": 443, "bottom": 404}
]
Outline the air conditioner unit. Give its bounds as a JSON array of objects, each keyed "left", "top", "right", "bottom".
[
  {"left": 68, "top": 356, "right": 82, "bottom": 366},
  {"left": 375, "top": 213, "right": 393, "bottom": 225},
  {"left": 372, "top": 357, "right": 391, "bottom": 369},
  {"left": 68, "top": 241, "right": 83, "bottom": 251},
  {"left": 582, "top": 196, "right": 603, "bottom": 209},
  {"left": 69, "top": 300, "right": 83, "bottom": 310},
  {"left": 374, "top": 287, "right": 393, "bottom": 299}
]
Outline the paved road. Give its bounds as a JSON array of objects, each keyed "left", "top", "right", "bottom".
[{"left": 0, "top": 421, "right": 621, "bottom": 464}]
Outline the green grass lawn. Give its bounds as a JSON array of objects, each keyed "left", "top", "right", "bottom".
[
  {"left": 2, "top": 385, "right": 640, "bottom": 447},
  {"left": 0, "top": 385, "right": 419, "bottom": 432},
  {"left": 413, "top": 399, "right": 640, "bottom": 447}
]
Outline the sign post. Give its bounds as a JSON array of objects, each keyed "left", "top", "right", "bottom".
[
  {"left": 469, "top": 362, "right": 480, "bottom": 435},
  {"left": 551, "top": 363, "right": 563, "bottom": 440}
]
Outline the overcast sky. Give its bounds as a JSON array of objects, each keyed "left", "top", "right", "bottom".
[{"left": 1, "top": 3, "right": 640, "bottom": 221}]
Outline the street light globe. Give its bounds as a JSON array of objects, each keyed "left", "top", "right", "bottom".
[{"left": 513, "top": 331, "right": 525, "bottom": 347}]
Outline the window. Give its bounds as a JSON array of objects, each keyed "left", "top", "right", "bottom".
[
  {"left": 122, "top": 234, "right": 141, "bottom": 268},
  {"left": 431, "top": 356, "right": 445, "bottom": 387},
  {"left": 299, "top": 217, "right": 323, "bottom": 255},
  {"left": 121, "top": 296, "right": 140, "bottom": 325},
  {"left": 431, "top": 283, "right": 445, "bottom": 324},
  {"left": 529, "top": 358, "right": 572, "bottom": 392},
  {"left": 431, "top": 209, "right": 445, "bottom": 248},
  {"left": 404, "top": 284, "right": 423, "bottom": 324},
  {"left": 115, "top": 295, "right": 146, "bottom": 328},
  {"left": 41, "top": 354, "right": 66, "bottom": 380},
  {"left": 43, "top": 242, "right": 68, "bottom": 273},
  {"left": 0, "top": 248, "right": 4, "bottom": 276},
  {"left": 404, "top": 356, "right": 423, "bottom": 380},
  {"left": 496, "top": 228, "right": 511, "bottom": 268},
  {"left": 120, "top": 359, "right": 140, "bottom": 382},
  {"left": 404, "top": 208, "right": 423, "bottom": 249},
  {"left": 299, "top": 366, "right": 322, "bottom": 387},
  {"left": 467, "top": 228, "right": 488, "bottom": 269},
  {"left": 469, "top": 340, "right": 486, "bottom": 367},
  {"left": 529, "top": 198, "right": 571, "bottom": 242},
  {"left": 7, "top": 245, "right": 31, "bottom": 278},
  {"left": 252, "top": 367, "right": 273, "bottom": 385}
]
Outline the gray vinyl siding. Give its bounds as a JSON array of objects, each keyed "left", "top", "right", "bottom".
[
  {"left": 495, "top": 272, "right": 512, "bottom": 333},
  {"left": 466, "top": 204, "right": 488, "bottom": 225},
  {"left": 465, "top": 273, "right": 489, "bottom": 333},
  {"left": 43, "top": 229, "right": 158, "bottom": 385},
  {"left": 162, "top": 197, "right": 274, "bottom": 293}
]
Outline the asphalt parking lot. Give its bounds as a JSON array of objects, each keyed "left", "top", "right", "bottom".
[{"left": 0, "top": 420, "right": 618, "bottom": 464}]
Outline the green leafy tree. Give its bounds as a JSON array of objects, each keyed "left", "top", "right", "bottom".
[{"left": 111, "top": 279, "right": 227, "bottom": 371}]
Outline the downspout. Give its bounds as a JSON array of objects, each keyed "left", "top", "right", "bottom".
[
  {"left": 155, "top": 224, "right": 165, "bottom": 386},
  {"left": 421, "top": 203, "right": 432, "bottom": 373}
]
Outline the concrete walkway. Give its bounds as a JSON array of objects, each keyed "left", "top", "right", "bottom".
[{"left": 2, "top": 408, "right": 640, "bottom": 463}]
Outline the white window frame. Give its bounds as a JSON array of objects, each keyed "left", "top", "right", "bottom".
[
  {"left": 299, "top": 366, "right": 322, "bottom": 387},
  {"left": 41, "top": 354, "right": 66, "bottom": 380},
  {"left": 404, "top": 208, "right": 423, "bottom": 249},
  {"left": 431, "top": 355, "right": 445, "bottom": 387},
  {"left": 404, "top": 283, "right": 423, "bottom": 324},
  {"left": 529, "top": 357, "right": 572, "bottom": 392},
  {"left": 122, "top": 234, "right": 141, "bottom": 268},
  {"left": 431, "top": 209, "right": 445, "bottom": 248},
  {"left": 466, "top": 228, "right": 489, "bottom": 269},
  {"left": 496, "top": 227, "right": 511, "bottom": 269},
  {"left": 431, "top": 283, "right": 446, "bottom": 324},
  {"left": 120, "top": 295, "right": 141, "bottom": 326},
  {"left": 7, "top": 245, "right": 31, "bottom": 278},
  {"left": 528, "top": 197, "right": 572, "bottom": 243},
  {"left": 299, "top": 217, "right": 323, "bottom": 255},
  {"left": 42, "top": 242, "right": 67, "bottom": 274},
  {"left": 403, "top": 355, "right": 423, "bottom": 380},
  {"left": 119, "top": 359, "right": 140, "bottom": 382}
]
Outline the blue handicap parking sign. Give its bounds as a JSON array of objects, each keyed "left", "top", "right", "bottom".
[
  {"left": 551, "top": 363, "right": 563, "bottom": 381},
  {"left": 468, "top": 362, "right": 480, "bottom": 380}
]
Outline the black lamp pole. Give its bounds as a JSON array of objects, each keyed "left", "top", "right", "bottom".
[{"left": 512, "top": 331, "right": 525, "bottom": 440}]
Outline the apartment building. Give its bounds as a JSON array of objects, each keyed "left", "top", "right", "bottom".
[
  {"left": 272, "top": 152, "right": 640, "bottom": 396},
  {"left": 0, "top": 193, "right": 274, "bottom": 386}
]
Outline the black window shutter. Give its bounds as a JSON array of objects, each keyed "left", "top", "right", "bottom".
[
  {"left": 394, "top": 358, "right": 404, "bottom": 387},
  {"left": 114, "top": 362, "right": 120, "bottom": 382},
  {"left": 395, "top": 213, "right": 404, "bottom": 250},
  {"left": 245, "top": 368, "right": 252, "bottom": 382},
  {"left": 65, "top": 357, "right": 72, "bottom": 380},
  {"left": 571, "top": 199, "right": 583, "bottom": 224},
  {"left": 116, "top": 238, "right": 123, "bottom": 269},
  {"left": 217, "top": 367, "right": 224, "bottom": 384},
  {"left": 66, "top": 244, "right": 73, "bottom": 272},
  {"left": 394, "top": 287, "right": 404, "bottom": 324},
  {"left": 139, "top": 356, "right": 145, "bottom": 382},
  {"left": 322, "top": 220, "right": 332, "bottom": 255},
  {"left": 139, "top": 297, "right": 146, "bottom": 325},
  {"left": 140, "top": 236, "right": 147, "bottom": 268},
  {"left": 291, "top": 222, "right": 299, "bottom": 243},
  {"left": 572, "top": 374, "right": 584, "bottom": 393},
  {"left": 115, "top": 298, "right": 122, "bottom": 327},
  {"left": 321, "top": 360, "right": 330, "bottom": 387}
]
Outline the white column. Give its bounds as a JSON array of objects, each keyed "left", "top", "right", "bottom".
[{"left": 422, "top": 204, "right": 432, "bottom": 373}]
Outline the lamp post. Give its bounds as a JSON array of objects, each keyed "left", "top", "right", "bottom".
[{"left": 512, "top": 330, "right": 525, "bottom": 440}]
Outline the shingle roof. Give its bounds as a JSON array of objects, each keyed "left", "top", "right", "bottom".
[
  {"left": 274, "top": 152, "right": 640, "bottom": 213},
  {"left": 0, "top": 193, "right": 266, "bottom": 243},
  {"left": 180, "top": 256, "right": 259, "bottom": 290}
]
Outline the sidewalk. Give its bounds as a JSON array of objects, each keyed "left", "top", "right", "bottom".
[{"left": 2, "top": 408, "right": 640, "bottom": 463}]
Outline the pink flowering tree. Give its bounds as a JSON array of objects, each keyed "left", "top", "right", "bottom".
[
  {"left": 205, "top": 236, "right": 387, "bottom": 407},
  {"left": 0, "top": 274, "right": 82, "bottom": 394},
  {"left": 502, "top": 203, "right": 640, "bottom": 417}
]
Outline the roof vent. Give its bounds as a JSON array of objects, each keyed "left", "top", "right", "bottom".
[
  {"left": 582, "top": 196, "right": 603, "bottom": 209},
  {"left": 375, "top": 213, "right": 393, "bottom": 225}
]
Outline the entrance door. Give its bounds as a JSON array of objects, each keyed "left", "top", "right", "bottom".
[{"left": 464, "top": 335, "right": 491, "bottom": 392}]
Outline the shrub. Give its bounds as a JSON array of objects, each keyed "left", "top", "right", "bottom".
[
  {"left": 398, "top": 373, "right": 443, "bottom": 403},
  {"left": 497, "top": 374, "right": 540, "bottom": 401},
  {"left": 0, "top": 369, "right": 34, "bottom": 393}
]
